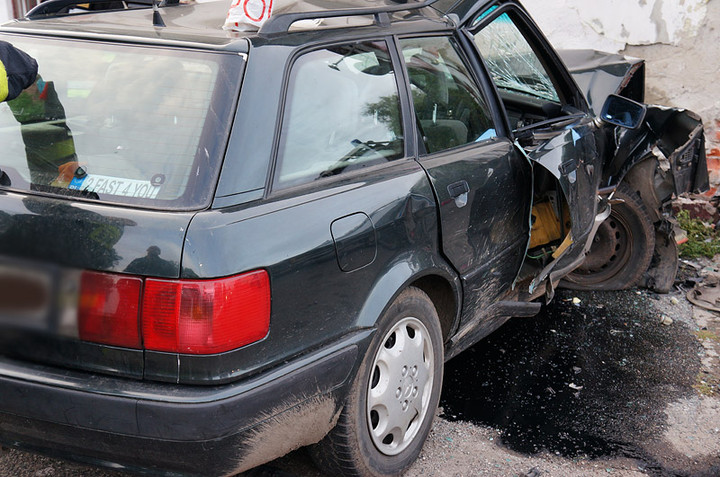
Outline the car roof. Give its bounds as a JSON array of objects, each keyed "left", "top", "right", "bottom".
[
  {"left": 1, "top": 1, "right": 246, "bottom": 50},
  {"left": 0, "top": 0, "right": 467, "bottom": 51}
]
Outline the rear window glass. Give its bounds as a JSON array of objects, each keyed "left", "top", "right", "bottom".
[
  {"left": 0, "top": 35, "right": 242, "bottom": 209},
  {"left": 276, "top": 41, "right": 404, "bottom": 187}
]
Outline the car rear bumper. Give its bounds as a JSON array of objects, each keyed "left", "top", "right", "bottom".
[{"left": 0, "top": 331, "right": 370, "bottom": 476}]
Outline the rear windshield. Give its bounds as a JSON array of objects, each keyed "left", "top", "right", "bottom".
[{"left": 0, "top": 35, "right": 243, "bottom": 209}]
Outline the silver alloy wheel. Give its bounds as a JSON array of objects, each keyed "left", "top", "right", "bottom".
[{"left": 366, "top": 316, "right": 434, "bottom": 456}]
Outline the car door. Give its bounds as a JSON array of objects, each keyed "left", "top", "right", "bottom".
[
  {"left": 396, "top": 35, "right": 532, "bottom": 307},
  {"left": 462, "top": 4, "right": 604, "bottom": 294}
]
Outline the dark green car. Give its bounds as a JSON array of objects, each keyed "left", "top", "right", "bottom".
[{"left": 0, "top": 0, "right": 708, "bottom": 475}]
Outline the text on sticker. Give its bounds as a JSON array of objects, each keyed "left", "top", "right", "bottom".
[{"left": 69, "top": 174, "right": 161, "bottom": 199}]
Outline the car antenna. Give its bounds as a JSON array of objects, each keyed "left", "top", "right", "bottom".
[{"left": 153, "top": 0, "right": 165, "bottom": 27}]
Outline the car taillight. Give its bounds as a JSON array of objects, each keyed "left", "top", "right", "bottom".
[
  {"left": 78, "top": 270, "right": 270, "bottom": 354},
  {"left": 142, "top": 271, "right": 271, "bottom": 354},
  {"left": 78, "top": 271, "right": 143, "bottom": 348}
]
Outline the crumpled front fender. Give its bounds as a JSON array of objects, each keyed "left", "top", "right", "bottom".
[
  {"left": 598, "top": 107, "right": 709, "bottom": 293},
  {"left": 603, "top": 105, "right": 709, "bottom": 198}
]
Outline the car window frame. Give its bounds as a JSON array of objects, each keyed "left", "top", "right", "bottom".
[
  {"left": 268, "top": 36, "right": 415, "bottom": 196},
  {"left": 394, "top": 31, "right": 508, "bottom": 158},
  {"left": 466, "top": 4, "right": 590, "bottom": 133}
]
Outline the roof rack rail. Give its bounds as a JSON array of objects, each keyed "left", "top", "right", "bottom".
[
  {"left": 25, "top": 0, "right": 178, "bottom": 20},
  {"left": 259, "top": 0, "right": 439, "bottom": 36}
]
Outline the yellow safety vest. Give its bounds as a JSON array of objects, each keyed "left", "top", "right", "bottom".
[{"left": 0, "top": 59, "right": 8, "bottom": 102}]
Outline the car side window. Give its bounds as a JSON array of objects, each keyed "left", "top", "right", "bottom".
[
  {"left": 474, "top": 13, "right": 559, "bottom": 103},
  {"left": 472, "top": 12, "right": 567, "bottom": 130},
  {"left": 399, "top": 36, "right": 496, "bottom": 155},
  {"left": 275, "top": 42, "right": 404, "bottom": 187}
]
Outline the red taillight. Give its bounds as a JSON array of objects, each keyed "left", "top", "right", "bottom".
[
  {"left": 78, "top": 271, "right": 142, "bottom": 348},
  {"left": 142, "top": 270, "right": 271, "bottom": 354},
  {"left": 139, "top": 279, "right": 182, "bottom": 352},
  {"left": 78, "top": 270, "right": 270, "bottom": 354}
]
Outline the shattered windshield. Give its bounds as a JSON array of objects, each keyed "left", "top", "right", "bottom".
[
  {"left": 0, "top": 35, "right": 242, "bottom": 209},
  {"left": 473, "top": 13, "right": 560, "bottom": 104}
]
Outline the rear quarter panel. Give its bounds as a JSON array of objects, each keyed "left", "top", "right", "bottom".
[{"left": 181, "top": 161, "right": 447, "bottom": 382}]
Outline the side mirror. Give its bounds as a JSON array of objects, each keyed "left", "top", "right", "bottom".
[{"left": 600, "top": 94, "right": 647, "bottom": 129}]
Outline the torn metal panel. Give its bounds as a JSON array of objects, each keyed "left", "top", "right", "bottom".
[
  {"left": 524, "top": 122, "right": 600, "bottom": 292},
  {"left": 606, "top": 106, "right": 708, "bottom": 196},
  {"left": 559, "top": 49, "right": 645, "bottom": 114},
  {"left": 559, "top": 49, "right": 708, "bottom": 196}
]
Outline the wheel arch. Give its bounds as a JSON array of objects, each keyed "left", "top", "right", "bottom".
[
  {"left": 409, "top": 274, "right": 458, "bottom": 343},
  {"left": 616, "top": 156, "right": 680, "bottom": 292},
  {"left": 354, "top": 252, "right": 461, "bottom": 342},
  {"left": 618, "top": 155, "right": 672, "bottom": 220}
]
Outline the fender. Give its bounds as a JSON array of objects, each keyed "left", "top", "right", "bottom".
[
  {"left": 603, "top": 106, "right": 708, "bottom": 196},
  {"left": 560, "top": 49, "right": 708, "bottom": 195},
  {"left": 599, "top": 111, "right": 708, "bottom": 293},
  {"left": 354, "top": 250, "right": 462, "bottom": 342}
]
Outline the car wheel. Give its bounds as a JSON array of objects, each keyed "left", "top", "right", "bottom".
[
  {"left": 310, "top": 287, "right": 444, "bottom": 476},
  {"left": 562, "top": 182, "right": 655, "bottom": 290}
]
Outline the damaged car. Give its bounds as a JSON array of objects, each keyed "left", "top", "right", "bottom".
[{"left": 0, "top": 0, "right": 708, "bottom": 475}]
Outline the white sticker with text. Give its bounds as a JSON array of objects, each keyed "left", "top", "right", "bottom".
[{"left": 69, "top": 174, "right": 161, "bottom": 199}]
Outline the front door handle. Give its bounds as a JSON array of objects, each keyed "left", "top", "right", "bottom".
[
  {"left": 448, "top": 180, "right": 470, "bottom": 198},
  {"left": 559, "top": 158, "right": 578, "bottom": 175},
  {"left": 447, "top": 180, "right": 470, "bottom": 208}
]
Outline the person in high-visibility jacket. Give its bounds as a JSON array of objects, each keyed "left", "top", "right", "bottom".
[
  {"left": 0, "top": 40, "right": 38, "bottom": 103},
  {"left": 0, "top": 42, "right": 77, "bottom": 186}
]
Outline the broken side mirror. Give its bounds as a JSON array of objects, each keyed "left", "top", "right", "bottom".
[{"left": 599, "top": 94, "right": 647, "bottom": 130}]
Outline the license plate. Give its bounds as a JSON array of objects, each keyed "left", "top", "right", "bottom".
[{"left": 0, "top": 262, "right": 53, "bottom": 328}]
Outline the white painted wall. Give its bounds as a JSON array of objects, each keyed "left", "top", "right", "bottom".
[
  {"left": 522, "top": 0, "right": 709, "bottom": 53},
  {"left": 0, "top": 0, "right": 12, "bottom": 23},
  {"left": 522, "top": 0, "right": 718, "bottom": 147}
]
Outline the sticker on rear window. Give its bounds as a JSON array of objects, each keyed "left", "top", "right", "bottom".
[{"left": 69, "top": 174, "right": 161, "bottom": 199}]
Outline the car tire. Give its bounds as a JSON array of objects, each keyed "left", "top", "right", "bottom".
[
  {"left": 310, "top": 287, "right": 444, "bottom": 476},
  {"left": 562, "top": 182, "right": 655, "bottom": 290}
]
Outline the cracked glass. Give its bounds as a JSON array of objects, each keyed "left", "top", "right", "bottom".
[{"left": 473, "top": 13, "right": 560, "bottom": 104}]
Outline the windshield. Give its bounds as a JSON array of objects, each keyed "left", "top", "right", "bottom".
[{"left": 0, "top": 35, "right": 242, "bottom": 209}]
